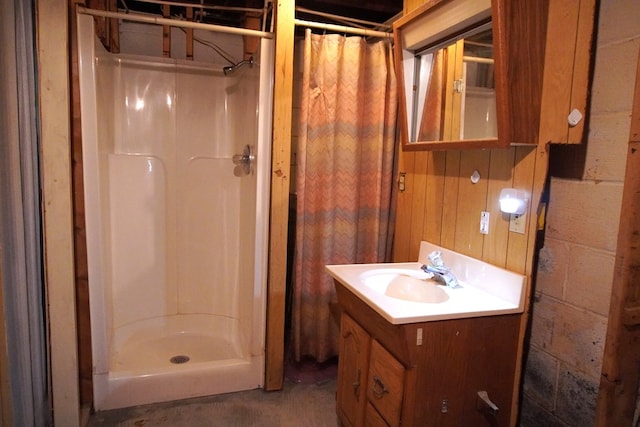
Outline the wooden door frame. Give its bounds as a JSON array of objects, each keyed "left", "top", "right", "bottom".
[
  {"left": 595, "top": 48, "right": 640, "bottom": 426},
  {"left": 265, "top": 0, "right": 294, "bottom": 391}
]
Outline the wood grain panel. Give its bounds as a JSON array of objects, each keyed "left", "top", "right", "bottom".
[
  {"left": 367, "top": 340, "right": 405, "bottom": 427},
  {"left": 484, "top": 148, "right": 516, "bottom": 267},
  {"left": 334, "top": 282, "right": 414, "bottom": 365},
  {"left": 402, "top": 0, "right": 443, "bottom": 16},
  {"left": 454, "top": 150, "right": 491, "bottom": 258},
  {"left": 365, "top": 402, "right": 390, "bottom": 427},
  {"left": 538, "top": 0, "right": 580, "bottom": 143},
  {"left": 393, "top": 151, "right": 416, "bottom": 262},
  {"left": 441, "top": 150, "right": 461, "bottom": 248},
  {"left": 506, "top": 146, "right": 537, "bottom": 273},
  {"left": 408, "top": 152, "right": 429, "bottom": 261},
  {"left": 503, "top": 0, "right": 548, "bottom": 144},
  {"left": 337, "top": 314, "right": 371, "bottom": 427},
  {"left": 422, "top": 151, "right": 446, "bottom": 245},
  {"left": 567, "top": 0, "right": 597, "bottom": 143},
  {"left": 266, "top": 0, "right": 294, "bottom": 391}
]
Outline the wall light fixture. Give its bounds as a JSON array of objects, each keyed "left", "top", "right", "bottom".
[{"left": 499, "top": 188, "right": 528, "bottom": 215}]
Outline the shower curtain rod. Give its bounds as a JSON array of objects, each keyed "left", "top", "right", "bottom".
[
  {"left": 126, "top": 0, "right": 265, "bottom": 15},
  {"left": 295, "top": 6, "right": 392, "bottom": 31},
  {"left": 294, "top": 19, "right": 392, "bottom": 39},
  {"left": 463, "top": 56, "right": 494, "bottom": 65},
  {"left": 77, "top": 6, "right": 273, "bottom": 39}
]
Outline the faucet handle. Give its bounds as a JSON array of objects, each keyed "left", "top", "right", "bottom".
[
  {"left": 421, "top": 264, "right": 447, "bottom": 275},
  {"left": 427, "top": 250, "right": 444, "bottom": 267}
]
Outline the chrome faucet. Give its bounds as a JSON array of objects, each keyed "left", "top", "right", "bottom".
[{"left": 421, "top": 251, "right": 462, "bottom": 288}]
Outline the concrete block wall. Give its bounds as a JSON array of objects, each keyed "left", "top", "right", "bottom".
[{"left": 519, "top": 1, "right": 640, "bottom": 425}]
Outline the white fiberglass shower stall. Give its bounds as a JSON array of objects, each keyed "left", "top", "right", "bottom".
[{"left": 76, "top": 13, "right": 273, "bottom": 410}]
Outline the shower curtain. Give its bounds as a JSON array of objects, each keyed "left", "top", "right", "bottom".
[{"left": 292, "top": 29, "right": 398, "bottom": 363}]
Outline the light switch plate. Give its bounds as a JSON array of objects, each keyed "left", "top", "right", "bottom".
[{"left": 480, "top": 211, "right": 490, "bottom": 234}]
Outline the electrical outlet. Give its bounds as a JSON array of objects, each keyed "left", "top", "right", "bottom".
[
  {"left": 480, "top": 211, "right": 490, "bottom": 234},
  {"left": 509, "top": 213, "right": 526, "bottom": 234}
]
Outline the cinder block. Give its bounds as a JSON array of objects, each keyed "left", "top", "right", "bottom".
[
  {"left": 555, "top": 364, "right": 599, "bottom": 426},
  {"left": 584, "top": 111, "right": 632, "bottom": 182},
  {"left": 529, "top": 295, "right": 607, "bottom": 380},
  {"left": 529, "top": 295, "right": 557, "bottom": 350},
  {"left": 595, "top": 0, "right": 640, "bottom": 46},
  {"left": 522, "top": 346, "right": 559, "bottom": 411},
  {"left": 546, "top": 178, "right": 623, "bottom": 252},
  {"left": 590, "top": 38, "right": 640, "bottom": 114},
  {"left": 519, "top": 397, "right": 566, "bottom": 427},
  {"left": 535, "top": 238, "right": 569, "bottom": 299},
  {"left": 565, "top": 244, "right": 615, "bottom": 316}
]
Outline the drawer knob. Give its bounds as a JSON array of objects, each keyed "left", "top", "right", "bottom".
[{"left": 372, "top": 375, "right": 389, "bottom": 398}]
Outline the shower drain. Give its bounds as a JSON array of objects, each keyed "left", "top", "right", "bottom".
[{"left": 170, "top": 355, "right": 190, "bottom": 364}]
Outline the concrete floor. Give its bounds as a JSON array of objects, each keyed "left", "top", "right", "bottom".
[{"left": 88, "top": 359, "right": 339, "bottom": 427}]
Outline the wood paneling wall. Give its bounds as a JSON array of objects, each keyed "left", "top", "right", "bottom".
[
  {"left": 393, "top": 146, "right": 538, "bottom": 276},
  {"left": 393, "top": 0, "right": 553, "bottom": 275},
  {"left": 394, "top": 0, "right": 596, "bottom": 270}
]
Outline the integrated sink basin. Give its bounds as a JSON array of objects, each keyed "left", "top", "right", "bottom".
[
  {"left": 360, "top": 268, "right": 449, "bottom": 304},
  {"left": 326, "top": 241, "right": 526, "bottom": 324}
]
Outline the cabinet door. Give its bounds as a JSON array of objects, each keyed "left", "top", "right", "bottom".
[
  {"left": 365, "top": 402, "right": 390, "bottom": 427},
  {"left": 538, "top": 0, "right": 597, "bottom": 144},
  {"left": 337, "top": 313, "right": 371, "bottom": 427},
  {"left": 367, "top": 339, "right": 405, "bottom": 427}
]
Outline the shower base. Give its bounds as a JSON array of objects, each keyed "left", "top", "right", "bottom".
[
  {"left": 93, "top": 314, "right": 263, "bottom": 410},
  {"left": 110, "top": 314, "right": 245, "bottom": 373}
]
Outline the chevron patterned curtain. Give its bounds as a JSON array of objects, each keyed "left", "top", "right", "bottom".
[{"left": 292, "top": 29, "right": 398, "bottom": 363}]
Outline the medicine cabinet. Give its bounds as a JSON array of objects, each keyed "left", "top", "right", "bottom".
[
  {"left": 393, "top": 0, "right": 509, "bottom": 150},
  {"left": 394, "top": 0, "right": 597, "bottom": 150}
]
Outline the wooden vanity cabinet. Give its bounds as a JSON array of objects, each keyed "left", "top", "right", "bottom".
[{"left": 335, "top": 282, "right": 521, "bottom": 427}]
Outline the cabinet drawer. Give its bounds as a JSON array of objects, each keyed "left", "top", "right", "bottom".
[
  {"left": 365, "top": 402, "right": 390, "bottom": 427},
  {"left": 367, "top": 340, "right": 405, "bottom": 427}
]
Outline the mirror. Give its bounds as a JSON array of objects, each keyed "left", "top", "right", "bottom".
[{"left": 393, "top": 0, "right": 509, "bottom": 150}]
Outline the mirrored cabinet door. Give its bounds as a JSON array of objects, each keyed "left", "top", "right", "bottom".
[
  {"left": 393, "top": 0, "right": 510, "bottom": 150},
  {"left": 410, "top": 24, "right": 496, "bottom": 143}
]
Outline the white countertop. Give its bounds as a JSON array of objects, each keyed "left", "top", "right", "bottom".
[{"left": 326, "top": 242, "right": 526, "bottom": 325}]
